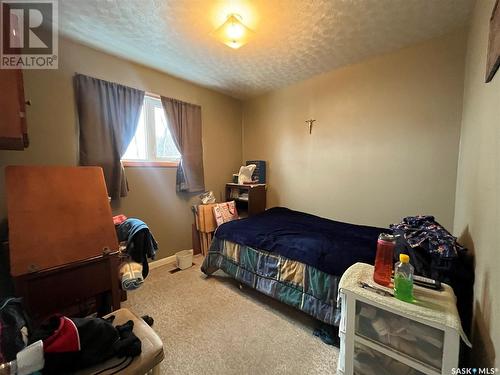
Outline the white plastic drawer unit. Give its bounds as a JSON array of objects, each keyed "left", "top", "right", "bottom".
[
  {"left": 337, "top": 263, "right": 464, "bottom": 375},
  {"left": 355, "top": 300, "right": 444, "bottom": 370}
]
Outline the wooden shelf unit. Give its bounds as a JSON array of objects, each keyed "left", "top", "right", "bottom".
[{"left": 225, "top": 183, "right": 266, "bottom": 217}]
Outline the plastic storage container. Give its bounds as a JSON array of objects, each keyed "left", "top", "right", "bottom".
[{"left": 176, "top": 250, "right": 193, "bottom": 270}]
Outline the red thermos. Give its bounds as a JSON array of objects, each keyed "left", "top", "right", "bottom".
[{"left": 373, "top": 233, "right": 397, "bottom": 286}]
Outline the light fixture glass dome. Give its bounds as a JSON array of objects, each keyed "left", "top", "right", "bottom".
[{"left": 212, "top": 14, "right": 253, "bottom": 49}]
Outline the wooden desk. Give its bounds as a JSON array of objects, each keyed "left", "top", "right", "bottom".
[
  {"left": 13, "top": 252, "right": 121, "bottom": 322},
  {"left": 6, "top": 166, "right": 121, "bottom": 321}
]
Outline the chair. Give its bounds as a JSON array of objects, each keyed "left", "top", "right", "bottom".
[{"left": 76, "top": 308, "right": 164, "bottom": 375}]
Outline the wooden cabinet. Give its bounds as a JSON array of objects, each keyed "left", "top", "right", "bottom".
[
  {"left": 0, "top": 69, "right": 28, "bottom": 150},
  {"left": 225, "top": 183, "right": 266, "bottom": 217},
  {"left": 6, "top": 166, "right": 121, "bottom": 322}
]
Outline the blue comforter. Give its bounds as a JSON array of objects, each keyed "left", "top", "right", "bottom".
[{"left": 215, "top": 207, "right": 389, "bottom": 276}]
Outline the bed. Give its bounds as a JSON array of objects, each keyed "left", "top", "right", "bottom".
[{"left": 201, "top": 207, "right": 388, "bottom": 326}]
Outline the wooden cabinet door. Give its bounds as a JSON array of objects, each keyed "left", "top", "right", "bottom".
[
  {"left": 6, "top": 166, "right": 119, "bottom": 276},
  {"left": 0, "top": 69, "right": 28, "bottom": 150}
]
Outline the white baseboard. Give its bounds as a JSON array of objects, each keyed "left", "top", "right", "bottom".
[
  {"left": 149, "top": 249, "right": 195, "bottom": 270},
  {"left": 149, "top": 255, "right": 176, "bottom": 270}
]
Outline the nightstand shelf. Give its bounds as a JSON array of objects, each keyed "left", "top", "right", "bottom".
[
  {"left": 337, "top": 263, "right": 466, "bottom": 375},
  {"left": 225, "top": 183, "right": 266, "bottom": 217}
]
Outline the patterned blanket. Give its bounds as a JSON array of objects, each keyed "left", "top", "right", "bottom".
[{"left": 201, "top": 237, "right": 341, "bottom": 326}]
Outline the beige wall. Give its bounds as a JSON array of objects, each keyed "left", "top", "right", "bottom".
[
  {"left": 0, "top": 37, "right": 242, "bottom": 259},
  {"left": 454, "top": 0, "right": 500, "bottom": 367},
  {"left": 242, "top": 30, "right": 467, "bottom": 229},
  {"left": 2, "top": 16, "right": 496, "bottom": 366}
]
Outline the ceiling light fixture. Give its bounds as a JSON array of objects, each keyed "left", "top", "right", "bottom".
[{"left": 212, "top": 14, "right": 253, "bottom": 49}]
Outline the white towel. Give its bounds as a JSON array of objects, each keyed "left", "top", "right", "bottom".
[{"left": 120, "top": 261, "right": 144, "bottom": 290}]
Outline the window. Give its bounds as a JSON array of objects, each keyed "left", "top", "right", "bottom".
[{"left": 122, "top": 95, "right": 180, "bottom": 166}]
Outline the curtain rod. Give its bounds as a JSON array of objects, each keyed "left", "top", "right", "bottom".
[{"left": 145, "top": 91, "right": 161, "bottom": 99}]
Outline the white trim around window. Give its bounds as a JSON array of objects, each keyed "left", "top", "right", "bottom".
[{"left": 122, "top": 94, "right": 181, "bottom": 168}]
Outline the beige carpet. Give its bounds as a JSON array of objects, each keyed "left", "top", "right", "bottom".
[{"left": 124, "top": 256, "right": 339, "bottom": 374}]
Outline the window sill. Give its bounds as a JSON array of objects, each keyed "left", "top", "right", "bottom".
[{"left": 122, "top": 160, "right": 179, "bottom": 168}]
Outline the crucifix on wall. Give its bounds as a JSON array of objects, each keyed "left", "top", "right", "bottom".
[{"left": 305, "top": 119, "right": 316, "bottom": 134}]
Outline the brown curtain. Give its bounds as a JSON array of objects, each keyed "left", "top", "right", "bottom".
[
  {"left": 74, "top": 74, "right": 145, "bottom": 199},
  {"left": 161, "top": 97, "right": 205, "bottom": 193}
]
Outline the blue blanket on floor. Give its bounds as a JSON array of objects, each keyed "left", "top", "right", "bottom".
[{"left": 215, "top": 207, "right": 389, "bottom": 276}]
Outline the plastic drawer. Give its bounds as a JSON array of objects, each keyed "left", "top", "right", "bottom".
[
  {"left": 354, "top": 341, "right": 426, "bottom": 375},
  {"left": 355, "top": 300, "right": 444, "bottom": 370}
]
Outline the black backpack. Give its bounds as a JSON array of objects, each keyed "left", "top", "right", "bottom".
[
  {"left": 0, "top": 297, "right": 32, "bottom": 363},
  {"left": 31, "top": 315, "right": 142, "bottom": 374}
]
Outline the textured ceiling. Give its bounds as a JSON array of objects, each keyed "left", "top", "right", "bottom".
[{"left": 59, "top": 0, "right": 474, "bottom": 99}]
